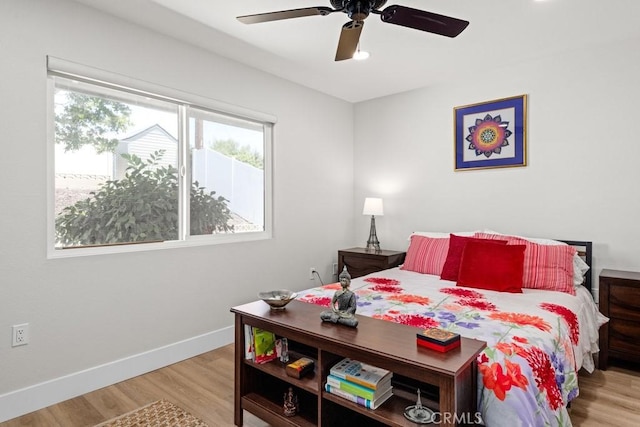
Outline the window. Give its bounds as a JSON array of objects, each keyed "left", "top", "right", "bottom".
[{"left": 48, "top": 61, "right": 273, "bottom": 257}]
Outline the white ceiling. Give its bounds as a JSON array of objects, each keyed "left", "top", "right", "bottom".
[{"left": 73, "top": 0, "right": 640, "bottom": 103}]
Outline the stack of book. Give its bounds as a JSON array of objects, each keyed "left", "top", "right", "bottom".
[
  {"left": 416, "top": 328, "right": 461, "bottom": 352},
  {"left": 325, "top": 358, "right": 393, "bottom": 410}
]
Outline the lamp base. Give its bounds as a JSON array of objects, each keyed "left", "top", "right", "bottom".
[{"left": 366, "top": 216, "right": 381, "bottom": 252}]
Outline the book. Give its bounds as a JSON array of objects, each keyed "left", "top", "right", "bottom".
[
  {"left": 325, "top": 383, "right": 393, "bottom": 410},
  {"left": 330, "top": 358, "right": 393, "bottom": 390},
  {"left": 416, "top": 328, "right": 461, "bottom": 346},
  {"left": 326, "top": 375, "right": 391, "bottom": 401},
  {"left": 416, "top": 337, "right": 461, "bottom": 353},
  {"left": 253, "top": 327, "right": 277, "bottom": 364},
  {"left": 244, "top": 324, "right": 254, "bottom": 360},
  {"left": 286, "top": 357, "right": 315, "bottom": 379}
]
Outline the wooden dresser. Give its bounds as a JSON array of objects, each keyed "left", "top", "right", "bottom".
[
  {"left": 598, "top": 269, "right": 640, "bottom": 370},
  {"left": 337, "top": 248, "right": 405, "bottom": 279}
]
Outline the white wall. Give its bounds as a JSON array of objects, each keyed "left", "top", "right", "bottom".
[
  {"left": 3, "top": 0, "right": 639, "bottom": 421},
  {"left": 353, "top": 37, "right": 640, "bottom": 298},
  {"left": 0, "top": 0, "right": 354, "bottom": 420}
]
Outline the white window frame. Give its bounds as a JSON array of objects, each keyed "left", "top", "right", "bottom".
[{"left": 46, "top": 56, "right": 275, "bottom": 259}]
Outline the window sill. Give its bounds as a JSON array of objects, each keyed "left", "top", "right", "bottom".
[{"left": 47, "top": 231, "right": 271, "bottom": 259}]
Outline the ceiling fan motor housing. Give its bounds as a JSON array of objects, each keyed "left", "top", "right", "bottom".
[{"left": 331, "top": 0, "right": 387, "bottom": 21}]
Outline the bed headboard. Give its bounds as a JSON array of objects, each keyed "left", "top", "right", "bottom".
[{"left": 558, "top": 240, "right": 593, "bottom": 292}]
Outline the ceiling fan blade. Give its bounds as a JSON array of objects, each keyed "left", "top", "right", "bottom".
[
  {"left": 335, "top": 21, "right": 364, "bottom": 61},
  {"left": 379, "top": 5, "right": 469, "bottom": 38},
  {"left": 237, "top": 7, "right": 335, "bottom": 24}
]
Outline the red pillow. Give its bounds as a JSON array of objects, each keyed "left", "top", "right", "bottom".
[
  {"left": 440, "top": 234, "right": 507, "bottom": 282},
  {"left": 457, "top": 240, "right": 526, "bottom": 293},
  {"left": 401, "top": 235, "right": 449, "bottom": 275},
  {"left": 474, "top": 233, "right": 576, "bottom": 295}
]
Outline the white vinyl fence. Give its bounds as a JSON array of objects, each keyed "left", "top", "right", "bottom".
[{"left": 192, "top": 148, "right": 264, "bottom": 228}]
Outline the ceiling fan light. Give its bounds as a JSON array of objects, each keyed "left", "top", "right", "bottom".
[
  {"left": 353, "top": 50, "right": 370, "bottom": 60},
  {"left": 353, "top": 44, "right": 370, "bottom": 60}
]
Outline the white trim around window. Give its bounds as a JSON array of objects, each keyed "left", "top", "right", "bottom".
[{"left": 46, "top": 56, "right": 275, "bottom": 258}]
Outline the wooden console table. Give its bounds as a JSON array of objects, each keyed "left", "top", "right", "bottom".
[{"left": 231, "top": 300, "right": 486, "bottom": 427}]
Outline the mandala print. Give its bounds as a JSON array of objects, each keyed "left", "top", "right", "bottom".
[{"left": 466, "top": 113, "right": 512, "bottom": 158}]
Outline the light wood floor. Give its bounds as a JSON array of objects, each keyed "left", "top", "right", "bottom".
[{"left": 1, "top": 345, "right": 638, "bottom": 426}]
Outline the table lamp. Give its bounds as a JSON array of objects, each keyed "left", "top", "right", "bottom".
[{"left": 363, "top": 197, "right": 383, "bottom": 252}]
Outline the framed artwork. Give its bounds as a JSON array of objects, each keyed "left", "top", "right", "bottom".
[{"left": 454, "top": 94, "right": 527, "bottom": 171}]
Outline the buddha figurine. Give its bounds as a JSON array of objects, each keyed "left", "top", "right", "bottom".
[
  {"left": 320, "top": 266, "right": 358, "bottom": 327},
  {"left": 283, "top": 386, "right": 298, "bottom": 417}
]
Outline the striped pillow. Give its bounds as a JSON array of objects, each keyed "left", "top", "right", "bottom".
[
  {"left": 401, "top": 235, "right": 450, "bottom": 275},
  {"left": 474, "top": 233, "right": 576, "bottom": 295}
]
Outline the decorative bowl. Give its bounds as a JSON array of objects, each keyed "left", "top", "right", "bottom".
[{"left": 258, "top": 290, "right": 297, "bottom": 310}]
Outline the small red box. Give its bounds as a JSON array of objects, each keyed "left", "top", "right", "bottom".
[
  {"left": 416, "top": 338, "right": 461, "bottom": 353},
  {"left": 416, "top": 328, "right": 460, "bottom": 346}
]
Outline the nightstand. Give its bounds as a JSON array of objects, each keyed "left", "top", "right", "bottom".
[
  {"left": 337, "top": 248, "right": 406, "bottom": 279},
  {"left": 598, "top": 269, "right": 640, "bottom": 370}
]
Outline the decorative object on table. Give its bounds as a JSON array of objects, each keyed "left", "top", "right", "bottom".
[
  {"left": 253, "top": 327, "right": 278, "bottom": 364},
  {"left": 454, "top": 94, "right": 527, "bottom": 171},
  {"left": 404, "top": 389, "right": 435, "bottom": 424},
  {"left": 283, "top": 387, "right": 299, "bottom": 417},
  {"left": 416, "top": 328, "right": 461, "bottom": 352},
  {"left": 320, "top": 266, "right": 358, "bottom": 327},
  {"left": 329, "top": 358, "right": 392, "bottom": 390},
  {"left": 276, "top": 337, "right": 289, "bottom": 363},
  {"left": 258, "top": 289, "right": 297, "bottom": 309},
  {"left": 286, "top": 357, "right": 315, "bottom": 379},
  {"left": 362, "top": 197, "right": 384, "bottom": 252}
]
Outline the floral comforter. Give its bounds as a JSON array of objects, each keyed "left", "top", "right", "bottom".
[{"left": 298, "top": 268, "right": 606, "bottom": 427}]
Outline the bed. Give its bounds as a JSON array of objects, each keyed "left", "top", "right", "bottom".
[{"left": 298, "top": 231, "right": 608, "bottom": 427}]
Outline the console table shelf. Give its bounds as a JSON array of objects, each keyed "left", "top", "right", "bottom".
[
  {"left": 232, "top": 300, "right": 486, "bottom": 427},
  {"left": 243, "top": 358, "right": 319, "bottom": 394},
  {"left": 242, "top": 393, "right": 316, "bottom": 427}
]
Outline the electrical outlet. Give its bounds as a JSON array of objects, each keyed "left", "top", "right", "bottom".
[
  {"left": 309, "top": 267, "right": 317, "bottom": 280},
  {"left": 12, "top": 323, "right": 29, "bottom": 347},
  {"left": 333, "top": 263, "right": 338, "bottom": 275}
]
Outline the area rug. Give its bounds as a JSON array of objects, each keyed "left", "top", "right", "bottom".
[{"left": 95, "top": 399, "right": 209, "bottom": 427}]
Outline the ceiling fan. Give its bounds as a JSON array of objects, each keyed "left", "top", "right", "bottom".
[{"left": 237, "top": 1, "right": 469, "bottom": 61}]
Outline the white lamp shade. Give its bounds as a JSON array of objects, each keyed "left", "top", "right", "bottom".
[{"left": 362, "top": 198, "right": 384, "bottom": 216}]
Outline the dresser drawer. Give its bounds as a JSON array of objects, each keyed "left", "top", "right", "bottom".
[
  {"left": 609, "top": 285, "right": 640, "bottom": 323},
  {"left": 342, "top": 256, "right": 392, "bottom": 278},
  {"left": 609, "top": 318, "right": 640, "bottom": 355}
]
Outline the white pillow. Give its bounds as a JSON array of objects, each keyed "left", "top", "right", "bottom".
[
  {"left": 573, "top": 255, "right": 590, "bottom": 286},
  {"left": 408, "top": 231, "right": 479, "bottom": 240}
]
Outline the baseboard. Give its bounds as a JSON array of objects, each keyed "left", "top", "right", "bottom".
[{"left": 0, "top": 326, "right": 234, "bottom": 423}]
